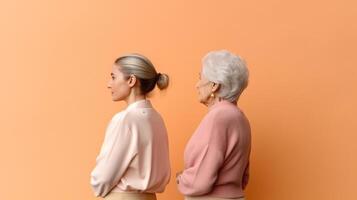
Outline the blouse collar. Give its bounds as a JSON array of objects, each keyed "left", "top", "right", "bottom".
[{"left": 126, "top": 99, "right": 153, "bottom": 111}]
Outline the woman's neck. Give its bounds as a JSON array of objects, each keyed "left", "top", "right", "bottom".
[
  {"left": 125, "top": 87, "right": 146, "bottom": 105},
  {"left": 206, "top": 97, "right": 221, "bottom": 109}
]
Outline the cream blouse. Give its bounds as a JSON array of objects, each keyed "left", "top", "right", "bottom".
[{"left": 90, "top": 100, "right": 171, "bottom": 197}]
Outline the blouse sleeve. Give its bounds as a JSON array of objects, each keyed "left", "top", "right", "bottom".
[
  {"left": 177, "top": 114, "right": 226, "bottom": 196},
  {"left": 90, "top": 116, "right": 138, "bottom": 197}
]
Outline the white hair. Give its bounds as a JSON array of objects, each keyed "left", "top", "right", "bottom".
[{"left": 202, "top": 50, "right": 249, "bottom": 103}]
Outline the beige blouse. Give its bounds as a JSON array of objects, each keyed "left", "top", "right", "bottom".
[{"left": 90, "top": 100, "right": 171, "bottom": 197}]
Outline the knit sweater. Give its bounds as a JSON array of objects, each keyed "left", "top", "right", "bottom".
[{"left": 177, "top": 100, "right": 251, "bottom": 198}]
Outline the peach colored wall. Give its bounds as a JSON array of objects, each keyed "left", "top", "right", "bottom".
[{"left": 0, "top": 0, "right": 356, "bottom": 199}]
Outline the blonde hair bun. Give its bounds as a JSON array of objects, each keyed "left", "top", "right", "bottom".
[{"left": 156, "top": 73, "right": 169, "bottom": 90}]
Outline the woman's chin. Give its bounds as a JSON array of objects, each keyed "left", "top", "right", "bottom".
[
  {"left": 111, "top": 96, "right": 120, "bottom": 101},
  {"left": 198, "top": 98, "right": 207, "bottom": 105}
]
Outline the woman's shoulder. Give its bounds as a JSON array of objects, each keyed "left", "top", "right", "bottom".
[
  {"left": 114, "top": 107, "right": 160, "bottom": 126},
  {"left": 110, "top": 110, "right": 129, "bottom": 125}
]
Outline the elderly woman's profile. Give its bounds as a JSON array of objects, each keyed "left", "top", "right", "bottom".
[{"left": 176, "top": 50, "right": 251, "bottom": 200}]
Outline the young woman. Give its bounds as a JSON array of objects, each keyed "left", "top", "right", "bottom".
[{"left": 91, "top": 53, "right": 171, "bottom": 200}]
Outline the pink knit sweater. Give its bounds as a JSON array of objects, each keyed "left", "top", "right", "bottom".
[{"left": 177, "top": 100, "right": 251, "bottom": 198}]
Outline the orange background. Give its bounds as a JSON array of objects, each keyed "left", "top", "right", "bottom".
[{"left": 0, "top": 0, "right": 356, "bottom": 200}]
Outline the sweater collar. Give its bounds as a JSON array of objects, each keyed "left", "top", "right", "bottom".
[{"left": 208, "top": 100, "right": 236, "bottom": 111}]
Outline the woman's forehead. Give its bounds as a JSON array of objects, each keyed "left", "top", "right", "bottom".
[{"left": 111, "top": 64, "right": 121, "bottom": 73}]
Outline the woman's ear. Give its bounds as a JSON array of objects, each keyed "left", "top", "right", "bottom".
[
  {"left": 127, "top": 75, "right": 137, "bottom": 88},
  {"left": 211, "top": 82, "right": 220, "bottom": 93}
]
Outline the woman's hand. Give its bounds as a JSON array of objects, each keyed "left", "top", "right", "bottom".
[
  {"left": 176, "top": 170, "right": 183, "bottom": 178},
  {"left": 176, "top": 170, "right": 183, "bottom": 184}
]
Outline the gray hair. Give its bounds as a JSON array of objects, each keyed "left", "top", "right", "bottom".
[
  {"left": 115, "top": 53, "right": 169, "bottom": 95},
  {"left": 202, "top": 50, "right": 249, "bottom": 102}
]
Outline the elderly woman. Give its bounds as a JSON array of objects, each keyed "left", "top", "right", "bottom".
[
  {"left": 176, "top": 50, "right": 251, "bottom": 200},
  {"left": 90, "top": 53, "right": 171, "bottom": 200}
]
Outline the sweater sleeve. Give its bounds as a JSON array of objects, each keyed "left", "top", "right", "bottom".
[
  {"left": 90, "top": 117, "right": 138, "bottom": 197},
  {"left": 177, "top": 114, "right": 226, "bottom": 196},
  {"left": 242, "top": 161, "right": 250, "bottom": 190}
]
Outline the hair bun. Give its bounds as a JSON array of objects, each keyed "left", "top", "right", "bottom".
[{"left": 156, "top": 73, "right": 169, "bottom": 90}]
